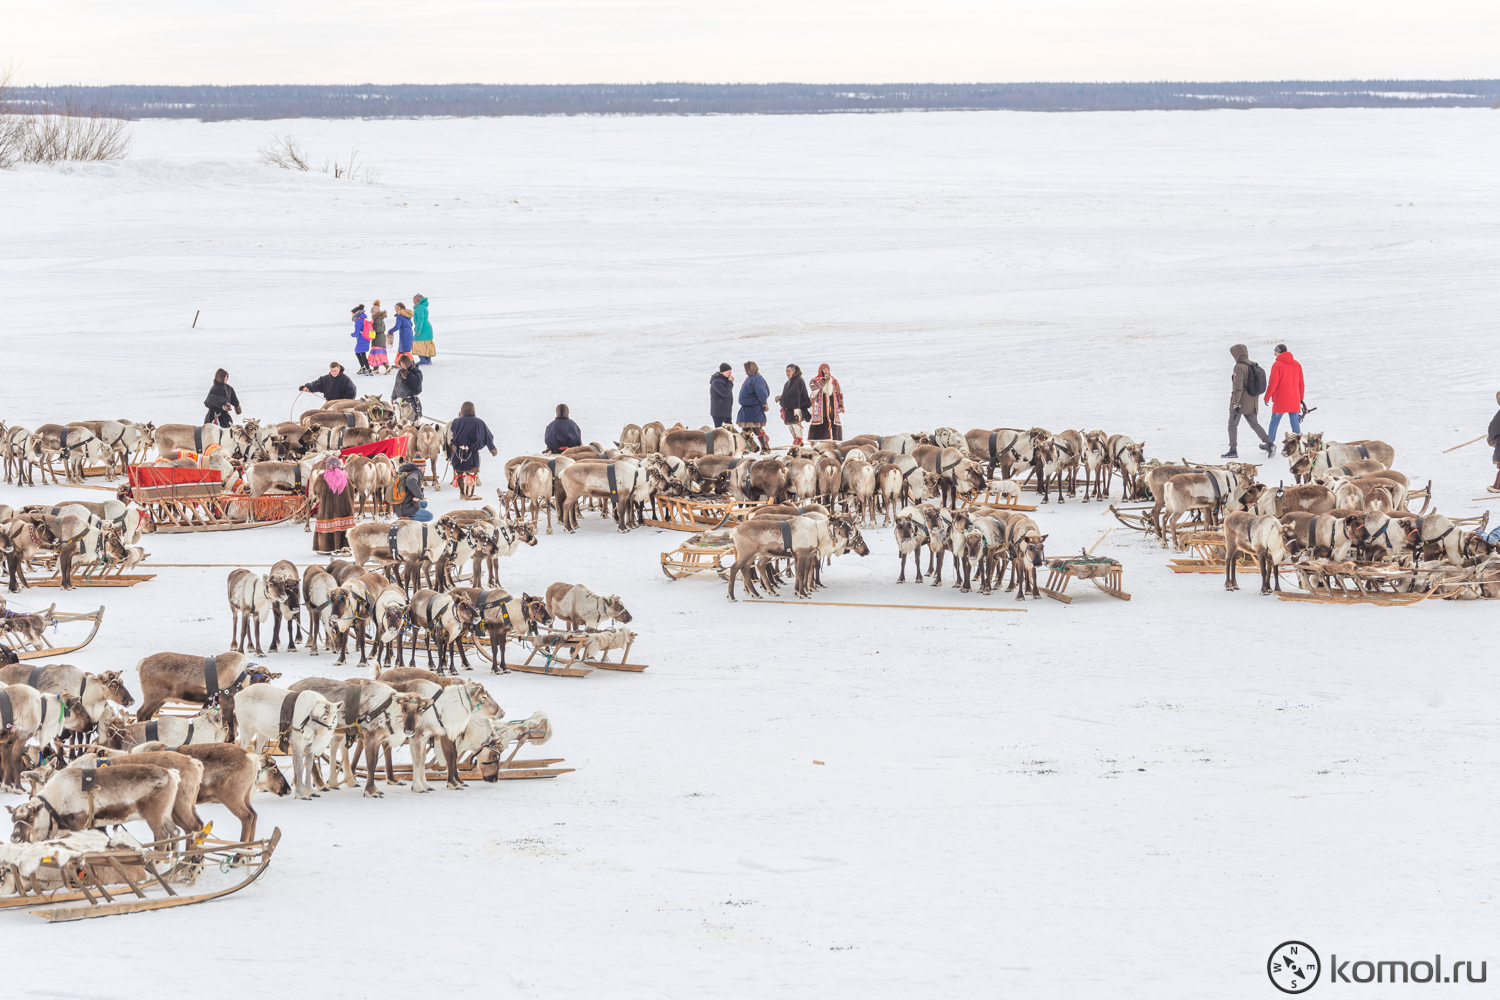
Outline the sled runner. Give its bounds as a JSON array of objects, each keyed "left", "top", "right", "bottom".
[
  {"left": 2, "top": 603, "right": 106, "bottom": 660},
  {"left": 660, "top": 539, "right": 734, "bottom": 579},
  {"left": 0, "top": 827, "right": 280, "bottom": 922}
]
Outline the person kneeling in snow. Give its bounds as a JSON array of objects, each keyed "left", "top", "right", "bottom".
[{"left": 392, "top": 461, "right": 432, "bottom": 522}]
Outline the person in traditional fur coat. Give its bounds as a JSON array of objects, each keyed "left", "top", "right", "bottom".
[
  {"left": 310, "top": 456, "right": 355, "bottom": 554},
  {"left": 449, "top": 401, "right": 497, "bottom": 500},
  {"left": 204, "top": 368, "right": 241, "bottom": 427},
  {"left": 777, "top": 364, "right": 811, "bottom": 445},
  {"left": 807, "top": 363, "right": 844, "bottom": 441}
]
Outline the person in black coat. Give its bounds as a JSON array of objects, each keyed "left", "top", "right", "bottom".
[
  {"left": 204, "top": 368, "right": 241, "bottom": 428},
  {"left": 544, "top": 403, "right": 582, "bottom": 453},
  {"left": 391, "top": 356, "right": 423, "bottom": 419},
  {"left": 1487, "top": 390, "right": 1500, "bottom": 493},
  {"left": 776, "top": 364, "right": 811, "bottom": 446},
  {"left": 299, "top": 363, "right": 357, "bottom": 401},
  {"left": 710, "top": 363, "right": 734, "bottom": 427},
  {"left": 449, "top": 401, "right": 498, "bottom": 500}
]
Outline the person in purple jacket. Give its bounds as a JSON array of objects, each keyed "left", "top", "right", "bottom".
[{"left": 350, "top": 304, "right": 372, "bottom": 374}]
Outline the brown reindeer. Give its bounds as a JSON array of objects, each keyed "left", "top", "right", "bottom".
[
  {"left": 456, "top": 589, "right": 551, "bottom": 674},
  {"left": 8, "top": 763, "right": 180, "bottom": 843},
  {"left": 558, "top": 461, "right": 656, "bottom": 533},
  {"left": 71, "top": 749, "right": 205, "bottom": 836},
  {"left": 724, "top": 515, "right": 824, "bottom": 600},
  {"left": 134, "top": 651, "right": 280, "bottom": 741},
  {"left": 661, "top": 426, "right": 753, "bottom": 460},
  {"left": 173, "top": 743, "right": 288, "bottom": 840},
  {"left": 1223, "top": 512, "right": 1299, "bottom": 594}
]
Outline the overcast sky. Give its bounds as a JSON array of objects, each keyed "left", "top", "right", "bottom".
[{"left": 5, "top": 1, "right": 1497, "bottom": 85}]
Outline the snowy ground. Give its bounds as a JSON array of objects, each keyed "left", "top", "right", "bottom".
[{"left": 2, "top": 109, "right": 1499, "bottom": 998}]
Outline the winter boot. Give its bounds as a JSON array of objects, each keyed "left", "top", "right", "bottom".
[
  {"left": 1220, "top": 450, "right": 1238, "bottom": 459},
  {"left": 1262, "top": 441, "right": 1275, "bottom": 457}
]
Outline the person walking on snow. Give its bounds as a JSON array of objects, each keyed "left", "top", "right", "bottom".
[
  {"left": 777, "top": 364, "right": 811, "bottom": 446},
  {"left": 350, "top": 304, "right": 372, "bottom": 374},
  {"left": 299, "top": 362, "right": 356, "bottom": 401},
  {"left": 1263, "top": 344, "right": 1305, "bottom": 445},
  {"left": 204, "top": 368, "right": 241, "bottom": 428},
  {"left": 1224, "top": 344, "right": 1271, "bottom": 458},
  {"left": 412, "top": 294, "right": 435, "bottom": 365},
  {"left": 1485, "top": 391, "right": 1500, "bottom": 493},
  {"left": 450, "top": 401, "right": 497, "bottom": 500},
  {"left": 710, "top": 363, "right": 734, "bottom": 428},
  {"left": 368, "top": 300, "right": 390, "bottom": 373},
  {"left": 808, "top": 363, "right": 844, "bottom": 441},
  {"left": 737, "top": 361, "right": 771, "bottom": 450},
  {"left": 390, "top": 302, "right": 415, "bottom": 364}
]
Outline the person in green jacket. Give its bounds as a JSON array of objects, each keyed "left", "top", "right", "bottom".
[{"left": 412, "top": 293, "right": 435, "bottom": 366}]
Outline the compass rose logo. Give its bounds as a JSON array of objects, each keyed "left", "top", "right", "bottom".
[{"left": 1268, "top": 941, "right": 1321, "bottom": 993}]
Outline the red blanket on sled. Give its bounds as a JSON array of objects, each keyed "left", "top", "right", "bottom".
[
  {"left": 127, "top": 466, "right": 223, "bottom": 487},
  {"left": 338, "top": 435, "right": 410, "bottom": 460}
]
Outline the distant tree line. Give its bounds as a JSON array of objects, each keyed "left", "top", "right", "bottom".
[{"left": 7, "top": 81, "right": 1499, "bottom": 120}]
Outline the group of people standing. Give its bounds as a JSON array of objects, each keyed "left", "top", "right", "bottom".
[
  {"left": 711, "top": 362, "right": 844, "bottom": 447},
  {"left": 350, "top": 295, "right": 436, "bottom": 376}
]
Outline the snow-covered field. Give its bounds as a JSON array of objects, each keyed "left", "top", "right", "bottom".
[{"left": 3, "top": 109, "right": 1498, "bottom": 998}]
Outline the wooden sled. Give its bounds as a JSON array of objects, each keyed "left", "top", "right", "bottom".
[
  {"left": 128, "top": 466, "right": 305, "bottom": 533},
  {"left": 3, "top": 604, "right": 105, "bottom": 660},
  {"left": 1, "top": 827, "right": 280, "bottom": 922},
  {"left": 1108, "top": 503, "right": 1158, "bottom": 533},
  {"left": 22, "top": 554, "right": 156, "bottom": 588},
  {"left": 661, "top": 541, "right": 734, "bottom": 580},
  {"left": 643, "top": 494, "right": 763, "bottom": 532},
  {"left": 1167, "top": 530, "right": 1258, "bottom": 574},
  {"left": 1040, "top": 556, "right": 1130, "bottom": 603},
  {"left": 961, "top": 488, "right": 1038, "bottom": 512},
  {"left": 473, "top": 626, "right": 647, "bottom": 676},
  {"left": 353, "top": 740, "right": 574, "bottom": 782}
]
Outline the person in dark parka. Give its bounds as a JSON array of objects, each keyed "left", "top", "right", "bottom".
[
  {"left": 544, "top": 403, "right": 582, "bottom": 454},
  {"left": 710, "top": 363, "right": 734, "bottom": 427},
  {"left": 736, "top": 361, "right": 771, "bottom": 450},
  {"left": 204, "top": 368, "right": 241, "bottom": 428},
  {"left": 776, "top": 364, "right": 811, "bottom": 446},
  {"left": 299, "top": 362, "right": 357, "bottom": 401},
  {"left": 1486, "top": 391, "right": 1500, "bottom": 493},
  {"left": 391, "top": 355, "right": 423, "bottom": 419},
  {"left": 449, "top": 400, "right": 497, "bottom": 500}
]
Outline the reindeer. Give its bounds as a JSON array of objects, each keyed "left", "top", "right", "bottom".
[
  {"left": 1080, "top": 430, "right": 1110, "bottom": 501},
  {"left": 377, "top": 669, "right": 503, "bottom": 790},
  {"left": 103, "top": 705, "right": 228, "bottom": 749},
  {"left": 171, "top": 743, "right": 288, "bottom": 840},
  {"left": 1105, "top": 435, "right": 1147, "bottom": 501},
  {"left": 0, "top": 663, "right": 134, "bottom": 733},
  {"left": 154, "top": 423, "right": 238, "bottom": 461},
  {"left": 353, "top": 572, "right": 409, "bottom": 669},
  {"left": 842, "top": 459, "right": 877, "bottom": 523},
  {"left": 8, "top": 763, "right": 181, "bottom": 843},
  {"left": 0, "top": 686, "right": 91, "bottom": 790},
  {"left": 288, "top": 677, "right": 408, "bottom": 796},
  {"left": 510, "top": 459, "right": 561, "bottom": 533},
  {"left": 459, "top": 589, "right": 551, "bottom": 673},
  {"left": 1160, "top": 469, "right": 1252, "bottom": 548},
  {"left": 233, "top": 685, "right": 337, "bottom": 800},
  {"left": 545, "top": 583, "right": 632, "bottom": 630},
  {"left": 723, "top": 515, "right": 825, "bottom": 600},
  {"left": 404, "top": 588, "right": 475, "bottom": 674},
  {"left": 2, "top": 424, "right": 34, "bottom": 485},
  {"left": 265, "top": 559, "right": 301, "bottom": 652},
  {"left": 1224, "top": 512, "right": 1299, "bottom": 594},
  {"left": 558, "top": 461, "right": 654, "bottom": 533},
  {"left": 661, "top": 426, "right": 754, "bottom": 460},
  {"left": 912, "top": 444, "right": 985, "bottom": 507},
  {"left": 134, "top": 651, "right": 279, "bottom": 742},
  {"left": 64, "top": 749, "right": 205, "bottom": 837},
  {"left": 893, "top": 509, "right": 931, "bottom": 583},
  {"left": 227, "top": 568, "right": 276, "bottom": 655}
]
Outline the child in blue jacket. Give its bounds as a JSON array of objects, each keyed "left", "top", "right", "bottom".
[{"left": 351, "top": 304, "right": 372, "bottom": 374}]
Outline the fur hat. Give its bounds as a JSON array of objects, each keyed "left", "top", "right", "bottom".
[{"left": 373, "top": 299, "right": 381, "bottom": 307}]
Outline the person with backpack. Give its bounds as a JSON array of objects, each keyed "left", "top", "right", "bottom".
[
  {"left": 1263, "top": 344, "right": 1306, "bottom": 445},
  {"left": 1224, "top": 344, "right": 1272, "bottom": 459},
  {"left": 390, "top": 461, "right": 432, "bottom": 522},
  {"left": 350, "top": 304, "right": 372, "bottom": 375}
]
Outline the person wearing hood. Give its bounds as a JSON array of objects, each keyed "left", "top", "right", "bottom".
[
  {"left": 1225, "top": 344, "right": 1272, "bottom": 459},
  {"left": 299, "top": 362, "right": 356, "bottom": 401},
  {"left": 777, "top": 364, "right": 811, "bottom": 446},
  {"left": 808, "top": 363, "right": 844, "bottom": 441},
  {"left": 392, "top": 355, "right": 423, "bottom": 420},
  {"left": 1263, "top": 344, "right": 1306, "bottom": 445},
  {"left": 736, "top": 361, "right": 771, "bottom": 449},
  {"left": 1485, "top": 391, "right": 1500, "bottom": 494},
  {"left": 710, "top": 363, "right": 734, "bottom": 427},
  {"left": 204, "top": 368, "right": 241, "bottom": 428},
  {"left": 350, "top": 304, "right": 372, "bottom": 374},
  {"left": 450, "top": 401, "right": 497, "bottom": 500},
  {"left": 544, "top": 403, "right": 582, "bottom": 453},
  {"left": 368, "top": 300, "right": 390, "bottom": 374},
  {"left": 390, "top": 302, "right": 415, "bottom": 363},
  {"left": 412, "top": 294, "right": 435, "bottom": 366},
  {"left": 393, "top": 460, "right": 431, "bottom": 521},
  {"left": 311, "top": 455, "right": 356, "bottom": 554}
]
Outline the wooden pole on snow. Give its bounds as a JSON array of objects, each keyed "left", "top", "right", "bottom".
[
  {"left": 192, "top": 310, "right": 199, "bottom": 328},
  {"left": 1444, "top": 434, "right": 1486, "bottom": 453}
]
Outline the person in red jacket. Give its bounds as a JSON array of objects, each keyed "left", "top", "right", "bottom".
[{"left": 1264, "top": 344, "right": 1306, "bottom": 445}]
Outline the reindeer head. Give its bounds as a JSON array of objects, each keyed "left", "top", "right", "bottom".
[
  {"left": 0, "top": 644, "right": 16, "bottom": 666},
  {"left": 520, "top": 594, "right": 552, "bottom": 631},
  {"left": 603, "top": 595, "right": 632, "bottom": 624},
  {"left": 394, "top": 693, "right": 433, "bottom": 739},
  {"left": 92, "top": 669, "right": 134, "bottom": 708},
  {"left": 256, "top": 754, "right": 292, "bottom": 796},
  {"left": 1011, "top": 532, "right": 1049, "bottom": 567},
  {"left": 831, "top": 516, "right": 869, "bottom": 556},
  {"left": 513, "top": 520, "right": 538, "bottom": 546},
  {"left": 8, "top": 799, "right": 50, "bottom": 843}
]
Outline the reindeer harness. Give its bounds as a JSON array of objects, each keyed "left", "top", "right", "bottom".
[{"left": 277, "top": 692, "right": 329, "bottom": 752}]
